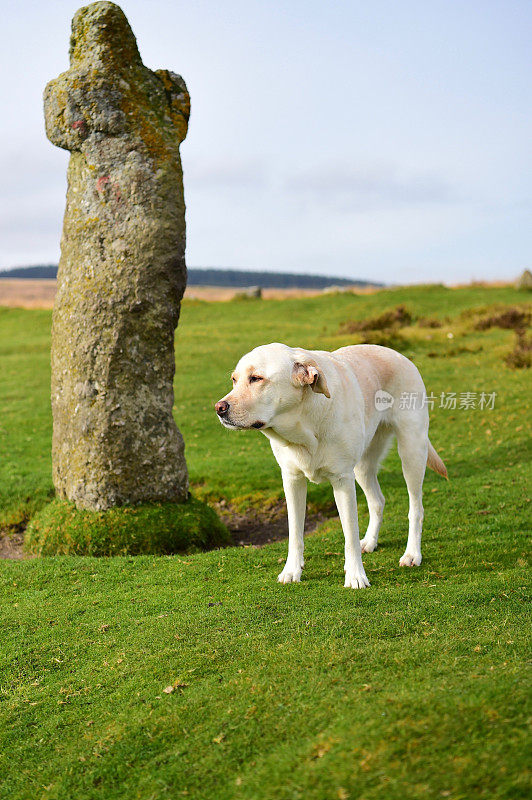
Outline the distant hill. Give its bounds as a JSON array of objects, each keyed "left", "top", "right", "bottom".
[
  {"left": 0, "top": 265, "right": 381, "bottom": 289},
  {"left": 0, "top": 265, "right": 58, "bottom": 279}
]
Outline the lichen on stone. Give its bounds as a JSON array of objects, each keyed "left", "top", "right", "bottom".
[{"left": 44, "top": 2, "right": 190, "bottom": 511}]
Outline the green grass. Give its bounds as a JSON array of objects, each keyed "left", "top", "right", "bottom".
[{"left": 0, "top": 285, "right": 530, "bottom": 799}]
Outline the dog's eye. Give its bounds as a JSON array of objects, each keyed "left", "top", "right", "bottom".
[
  {"left": 249, "top": 375, "right": 263, "bottom": 383},
  {"left": 231, "top": 376, "right": 237, "bottom": 384}
]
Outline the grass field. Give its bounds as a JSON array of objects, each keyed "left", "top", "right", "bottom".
[{"left": 0, "top": 285, "right": 530, "bottom": 799}]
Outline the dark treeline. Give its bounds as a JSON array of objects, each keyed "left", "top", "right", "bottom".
[
  {"left": 0, "top": 265, "right": 380, "bottom": 289},
  {"left": 1, "top": 265, "right": 59, "bottom": 279}
]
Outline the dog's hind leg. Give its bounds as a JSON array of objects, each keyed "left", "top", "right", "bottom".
[
  {"left": 395, "top": 423, "right": 428, "bottom": 567},
  {"left": 355, "top": 425, "right": 393, "bottom": 553}
]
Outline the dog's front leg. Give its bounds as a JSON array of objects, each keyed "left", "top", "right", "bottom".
[
  {"left": 278, "top": 469, "right": 307, "bottom": 584},
  {"left": 331, "top": 474, "right": 370, "bottom": 588}
]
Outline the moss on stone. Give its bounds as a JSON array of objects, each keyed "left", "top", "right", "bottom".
[
  {"left": 43, "top": 2, "right": 191, "bottom": 512},
  {"left": 25, "top": 496, "right": 230, "bottom": 556}
]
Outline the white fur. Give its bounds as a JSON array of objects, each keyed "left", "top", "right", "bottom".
[{"left": 216, "top": 343, "right": 446, "bottom": 588}]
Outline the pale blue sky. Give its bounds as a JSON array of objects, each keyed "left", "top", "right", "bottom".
[{"left": 1, "top": 0, "right": 530, "bottom": 283}]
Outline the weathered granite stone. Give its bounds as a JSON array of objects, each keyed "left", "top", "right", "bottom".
[{"left": 44, "top": 1, "right": 190, "bottom": 510}]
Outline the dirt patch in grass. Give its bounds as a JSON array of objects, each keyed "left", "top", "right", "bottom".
[
  {"left": 213, "top": 499, "right": 327, "bottom": 548},
  {"left": 0, "top": 528, "right": 34, "bottom": 560}
]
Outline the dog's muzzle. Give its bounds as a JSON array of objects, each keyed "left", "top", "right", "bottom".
[{"left": 215, "top": 400, "right": 264, "bottom": 430}]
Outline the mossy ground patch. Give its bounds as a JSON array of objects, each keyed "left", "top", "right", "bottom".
[{"left": 25, "top": 496, "right": 229, "bottom": 556}]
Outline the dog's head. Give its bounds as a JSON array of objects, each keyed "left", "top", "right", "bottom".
[{"left": 214, "top": 343, "right": 330, "bottom": 430}]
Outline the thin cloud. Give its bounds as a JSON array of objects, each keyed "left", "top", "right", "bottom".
[
  {"left": 285, "top": 163, "right": 454, "bottom": 211},
  {"left": 186, "top": 158, "right": 268, "bottom": 190}
]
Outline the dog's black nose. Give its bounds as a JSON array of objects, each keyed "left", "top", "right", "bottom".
[{"left": 215, "top": 400, "right": 230, "bottom": 416}]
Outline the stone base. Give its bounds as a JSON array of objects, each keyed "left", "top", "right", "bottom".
[{"left": 25, "top": 496, "right": 229, "bottom": 556}]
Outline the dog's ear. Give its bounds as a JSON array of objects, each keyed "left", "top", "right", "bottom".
[{"left": 292, "top": 361, "right": 331, "bottom": 398}]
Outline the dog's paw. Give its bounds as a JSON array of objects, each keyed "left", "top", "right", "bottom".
[
  {"left": 278, "top": 564, "right": 302, "bottom": 584},
  {"left": 399, "top": 552, "right": 422, "bottom": 567},
  {"left": 344, "top": 569, "right": 370, "bottom": 589},
  {"left": 360, "top": 537, "right": 378, "bottom": 554}
]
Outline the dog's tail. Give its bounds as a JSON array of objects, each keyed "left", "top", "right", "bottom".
[{"left": 427, "top": 441, "right": 448, "bottom": 479}]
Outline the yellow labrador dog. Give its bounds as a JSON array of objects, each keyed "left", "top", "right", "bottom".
[{"left": 215, "top": 343, "right": 447, "bottom": 588}]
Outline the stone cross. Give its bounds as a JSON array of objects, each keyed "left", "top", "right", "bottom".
[{"left": 44, "top": 1, "right": 190, "bottom": 510}]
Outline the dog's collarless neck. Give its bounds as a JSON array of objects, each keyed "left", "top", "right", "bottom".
[{"left": 264, "top": 421, "right": 318, "bottom": 454}]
